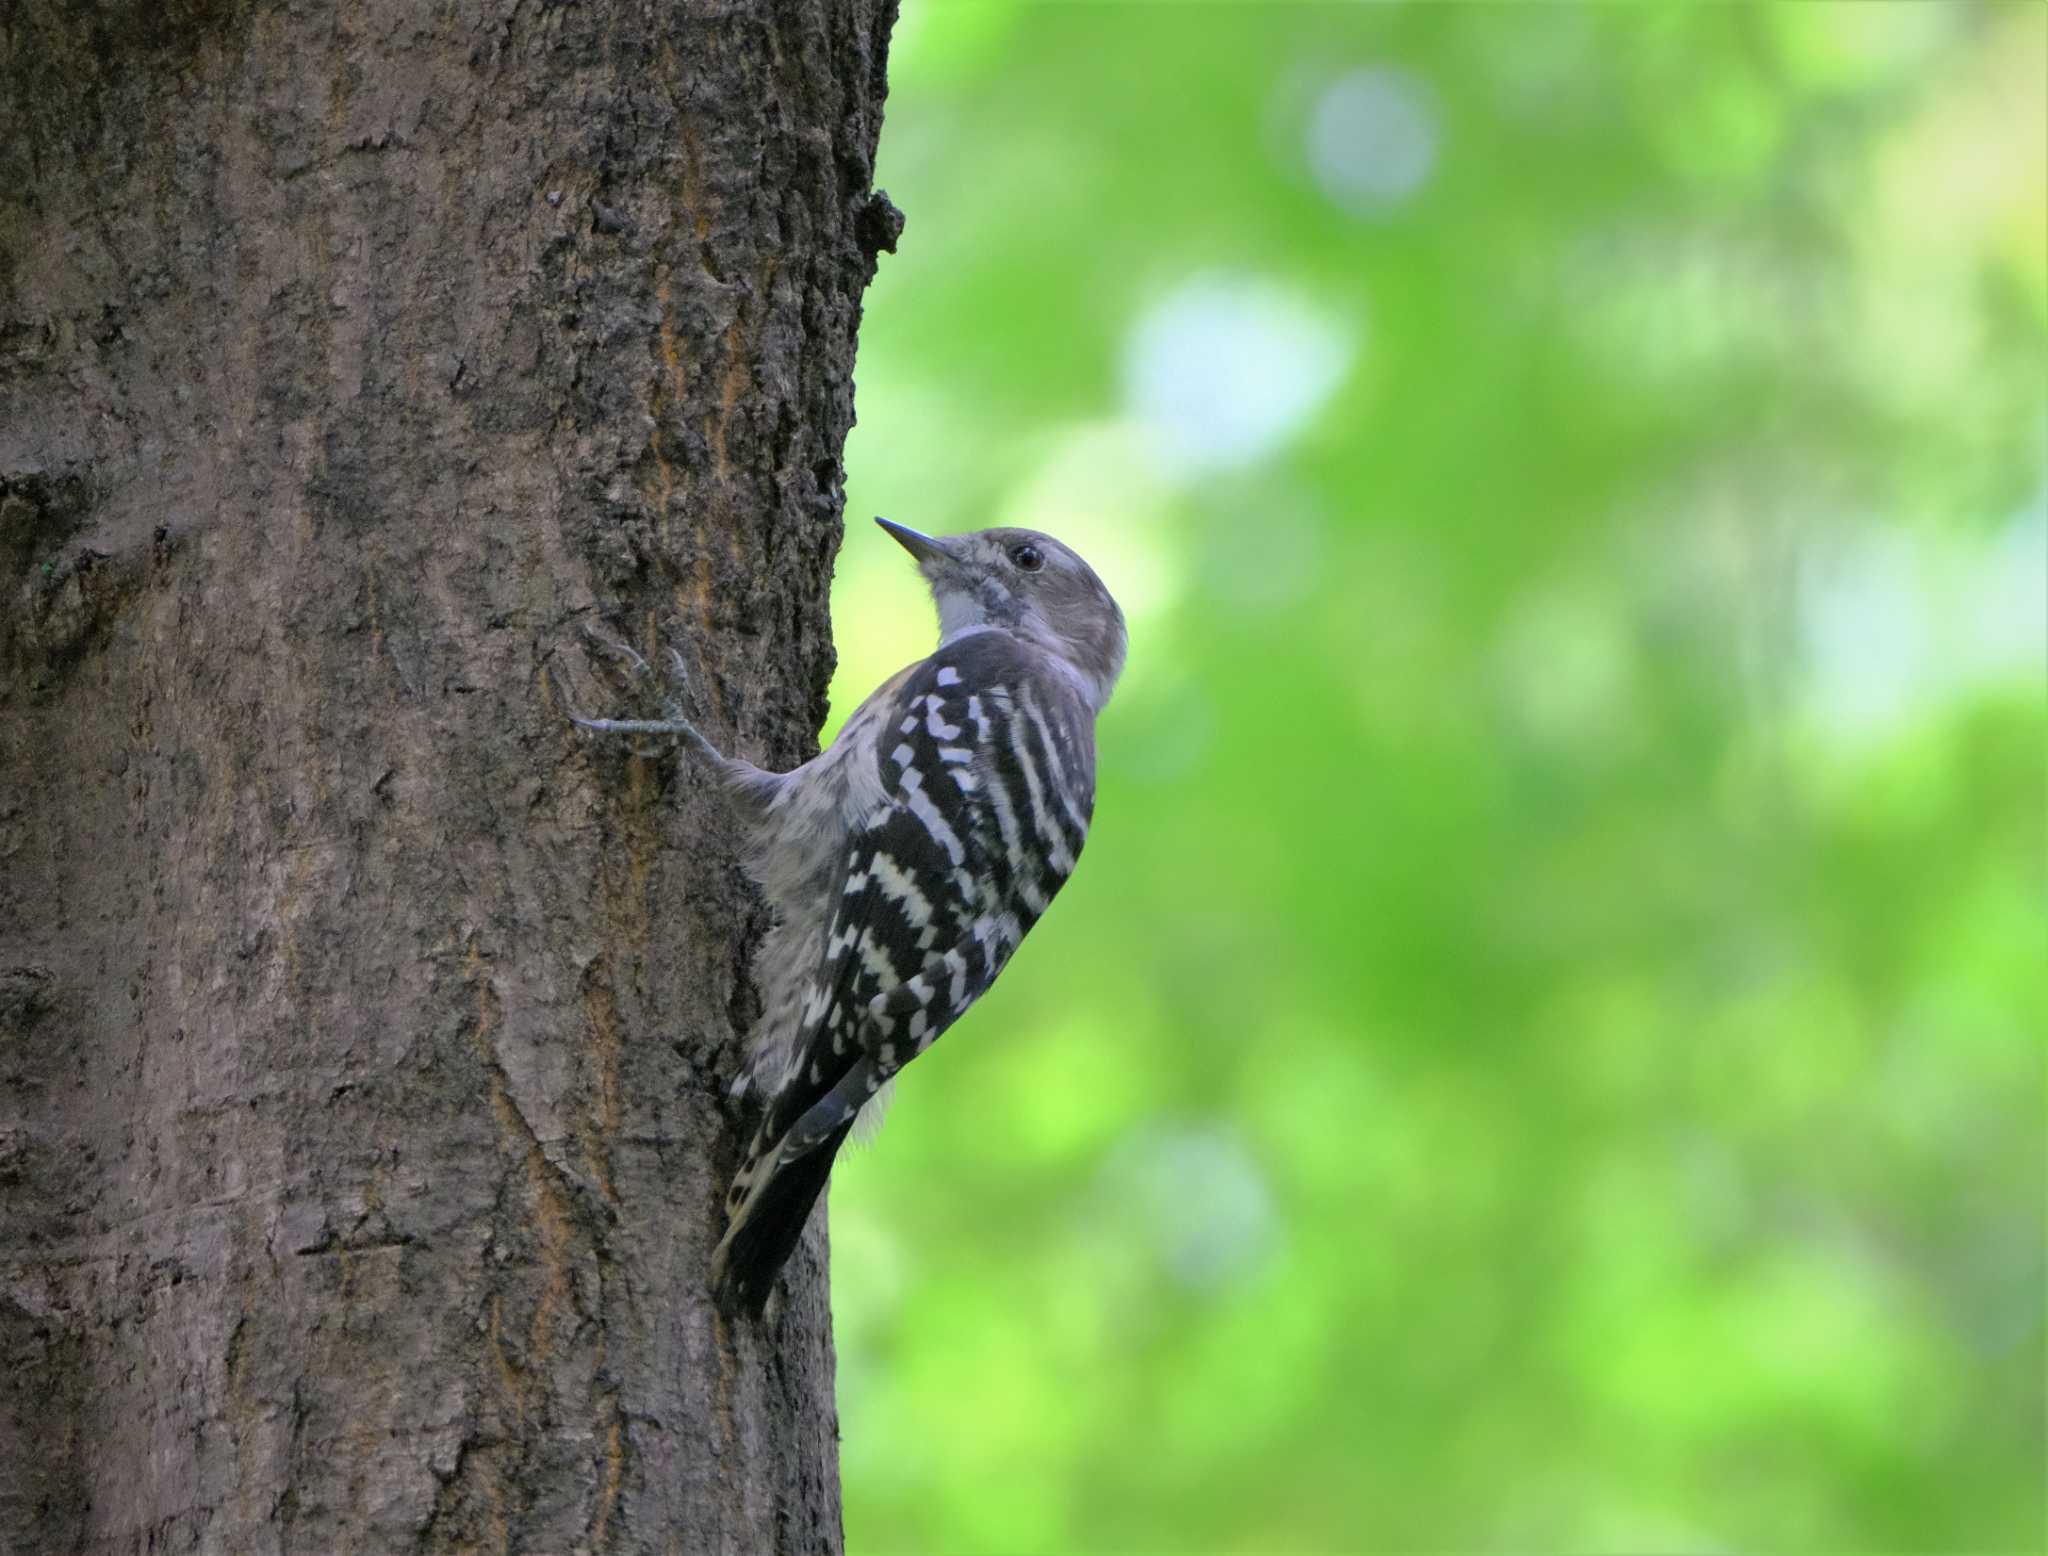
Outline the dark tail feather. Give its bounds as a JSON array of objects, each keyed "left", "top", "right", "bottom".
[{"left": 712, "top": 1122, "right": 853, "bottom": 1318}]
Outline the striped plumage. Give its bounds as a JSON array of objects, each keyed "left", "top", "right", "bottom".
[{"left": 576, "top": 520, "right": 1126, "bottom": 1316}]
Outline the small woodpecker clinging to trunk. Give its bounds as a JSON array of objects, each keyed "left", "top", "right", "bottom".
[{"left": 575, "top": 518, "right": 1127, "bottom": 1316}]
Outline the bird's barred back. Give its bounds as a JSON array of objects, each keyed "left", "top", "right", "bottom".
[{"left": 743, "top": 630, "right": 1098, "bottom": 1182}]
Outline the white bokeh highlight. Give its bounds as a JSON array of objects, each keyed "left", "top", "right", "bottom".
[
  {"left": 1123, "top": 274, "right": 1353, "bottom": 478},
  {"left": 1797, "top": 502, "right": 2045, "bottom": 745},
  {"left": 1308, "top": 66, "right": 1442, "bottom": 216}
]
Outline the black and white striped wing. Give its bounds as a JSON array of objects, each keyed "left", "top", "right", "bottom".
[{"left": 713, "top": 634, "right": 1096, "bottom": 1311}]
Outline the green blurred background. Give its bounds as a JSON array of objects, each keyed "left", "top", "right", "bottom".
[{"left": 821, "top": 4, "right": 2047, "bottom": 1551}]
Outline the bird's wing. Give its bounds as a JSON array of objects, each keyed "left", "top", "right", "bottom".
[{"left": 712, "top": 634, "right": 1097, "bottom": 1312}]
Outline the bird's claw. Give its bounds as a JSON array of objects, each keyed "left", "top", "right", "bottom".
[
  {"left": 571, "top": 625, "right": 704, "bottom": 754},
  {"left": 582, "top": 628, "right": 652, "bottom": 678}
]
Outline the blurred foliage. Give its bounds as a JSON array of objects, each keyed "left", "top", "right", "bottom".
[{"left": 821, "top": 3, "right": 2047, "bottom": 1551}]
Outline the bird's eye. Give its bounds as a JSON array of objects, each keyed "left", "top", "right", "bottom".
[{"left": 1010, "top": 543, "right": 1045, "bottom": 573}]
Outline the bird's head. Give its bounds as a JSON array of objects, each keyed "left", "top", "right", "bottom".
[{"left": 877, "top": 519, "right": 1127, "bottom": 712}]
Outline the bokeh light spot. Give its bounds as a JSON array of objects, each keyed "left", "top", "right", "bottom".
[
  {"left": 1090, "top": 1123, "right": 1277, "bottom": 1292},
  {"left": 1122, "top": 274, "right": 1353, "bottom": 478},
  {"left": 1796, "top": 507, "right": 2047, "bottom": 747},
  {"left": 1307, "top": 66, "right": 1441, "bottom": 216}
]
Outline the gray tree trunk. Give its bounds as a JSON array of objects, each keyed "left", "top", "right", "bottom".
[{"left": 0, "top": 2, "right": 899, "bottom": 1550}]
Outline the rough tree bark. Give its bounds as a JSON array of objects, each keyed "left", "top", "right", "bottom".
[{"left": 0, "top": 1, "right": 901, "bottom": 1549}]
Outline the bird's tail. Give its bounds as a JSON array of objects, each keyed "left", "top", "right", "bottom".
[{"left": 711, "top": 1121, "right": 854, "bottom": 1318}]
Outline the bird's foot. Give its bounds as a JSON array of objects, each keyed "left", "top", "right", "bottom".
[{"left": 571, "top": 628, "right": 705, "bottom": 753}]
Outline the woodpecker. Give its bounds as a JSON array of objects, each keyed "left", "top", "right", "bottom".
[{"left": 574, "top": 519, "right": 1126, "bottom": 1316}]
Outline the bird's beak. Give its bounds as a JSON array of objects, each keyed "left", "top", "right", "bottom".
[{"left": 875, "top": 517, "right": 952, "bottom": 566}]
